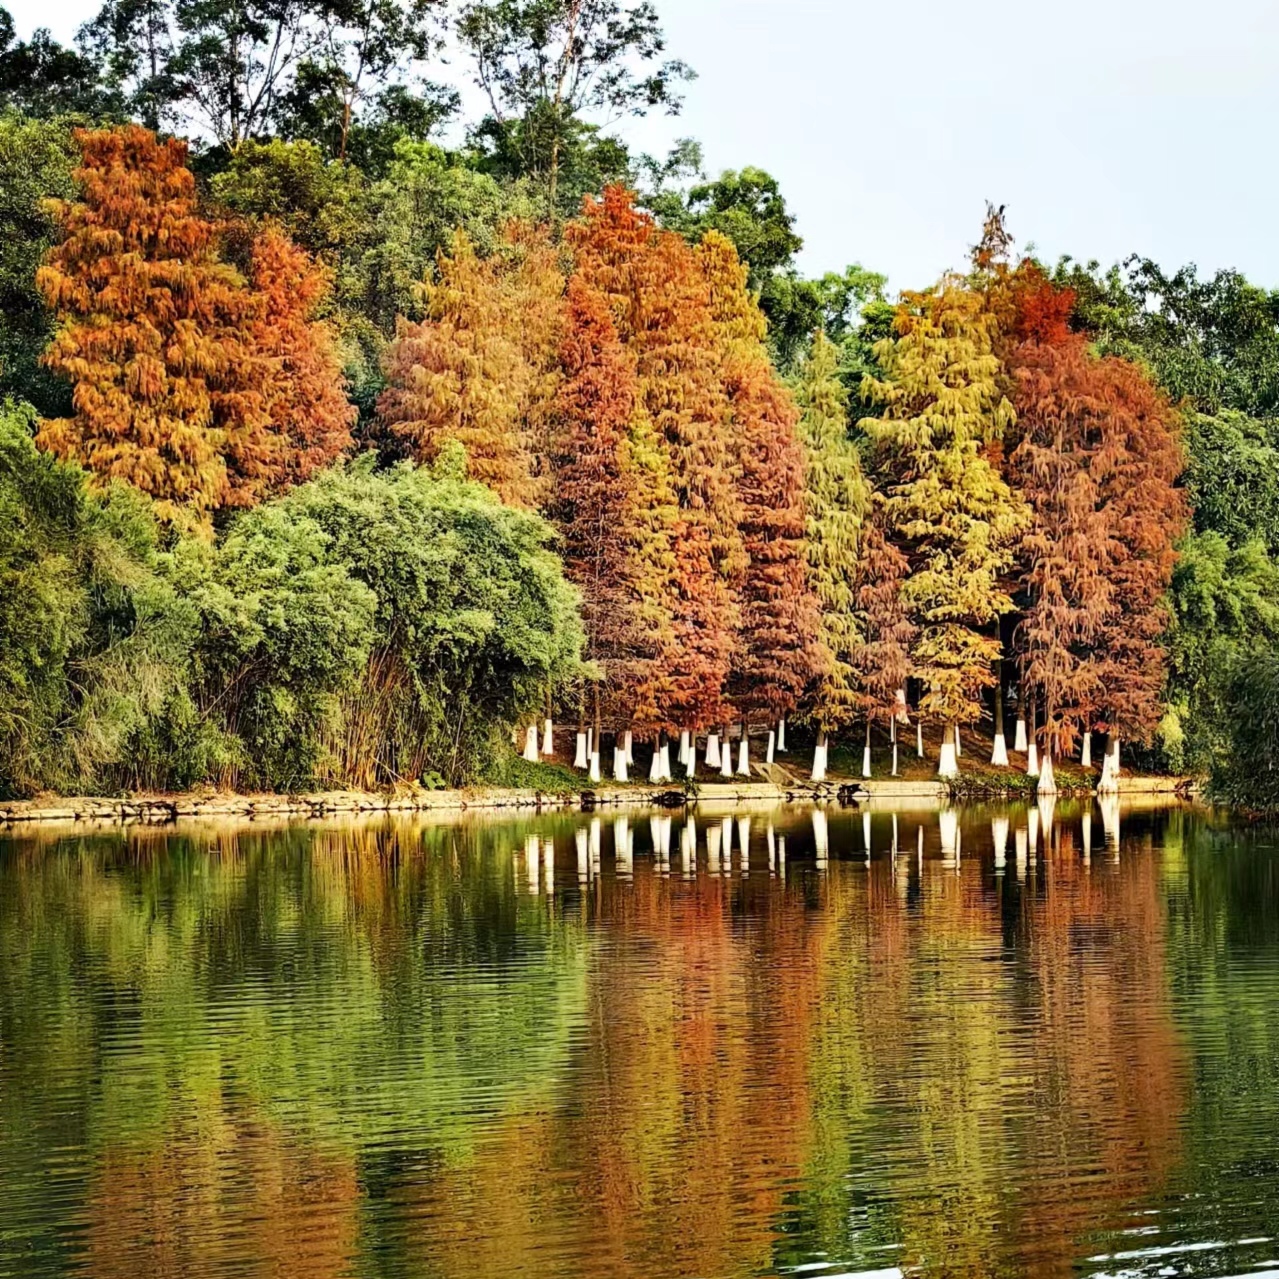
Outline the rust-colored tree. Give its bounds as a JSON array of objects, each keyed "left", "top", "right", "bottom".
[
  {"left": 699, "top": 231, "right": 821, "bottom": 730},
  {"left": 377, "top": 230, "right": 545, "bottom": 508},
  {"left": 241, "top": 226, "right": 356, "bottom": 498},
  {"left": 36, "top": 125, "right": 269, "bottom": 527},
  {"left": 568, "top": 187, "right": 741, "bottom": 734},
  {"left": 550, "top": 273, "right": 674, "bottom": 732},
  {"left": 1089, "top": 355, "right": 1187, "bottom": 751}
]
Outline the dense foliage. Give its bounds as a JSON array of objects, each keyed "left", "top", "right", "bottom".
[{"left": 4, "top": 0, "right": 1279, "bottom": 801}]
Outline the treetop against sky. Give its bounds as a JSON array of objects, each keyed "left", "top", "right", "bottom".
[{"left": 6, "top": 0, "right": 1279, "bottom": 293}]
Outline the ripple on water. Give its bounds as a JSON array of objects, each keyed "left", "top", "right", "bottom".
[{"left": 1, "top": 800, "right": 1278, "bottom": 1277}]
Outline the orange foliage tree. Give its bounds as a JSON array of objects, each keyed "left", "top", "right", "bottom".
[
  {"left": 240, "top": 227, "right": 356, "bottom": 499},
  {"left": 550, "top": 274, "right": 674, "bottom": 732},
  {"left": 568, "top": 187, "right": 742, "bottom": 736},
  {"left": 377, "top": 226, "right": 564, "bottom": 509},
  {"left": 699, "top": 230, "right": 821, "bottom": 732},
  {"left": 36, "top": 126, "right": 270, "bottom": 527}
]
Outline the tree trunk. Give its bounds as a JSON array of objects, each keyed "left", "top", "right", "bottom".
[
  {"left": 862, "top": 719, "right": 872, "bottom": 779},
  {"left": 991, "top": 670, "right": 1009, "bottom": 765},
  {"left": 937, "top": 724, "right": 958, "bottom": 778}
]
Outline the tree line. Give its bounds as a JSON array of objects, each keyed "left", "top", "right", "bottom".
[{"left": 3, "top": 0, "right": 1279, "bottom": 805}]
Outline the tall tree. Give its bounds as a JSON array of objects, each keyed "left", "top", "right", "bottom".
[
  {"left": 36, "top": 126, "right": 270, "bottom": 527},
  {"left": 0, "top": 115, "right": 77, "bottom": 418},
  {"left": 376, "top": 228, "right": 550, "bottom": 507},
  {"left": 567, "top": 185, "right": 739, "bottom": 732},
  {"left": 457, "top": 0, "right": 693, "bottom": 210},
  {"left": 861, "top": 280, "right": 1030, "bottom": 763},
  {"left": 0, "top": 7, "right": 115, "bottom": 117},
  {"left": 794, "top": 329, "right": 867, "bottom": 735},
  {"left": 1088, "top": 353, "right": 1187, "bottom": 750},
  {"left": 1005, "top": 271, "right": 1115, "bottom": 758},
  {"left": 699, "top": 230, "right": 820, "bottom": 728},
  {"left": 549, "top": 273, "right": 672, "bottom": 729},
  {"left": 244, "top": 226, "right": 356, "bottom": 493}
]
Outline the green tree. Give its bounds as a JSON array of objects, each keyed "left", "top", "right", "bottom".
[
  {"left": 862, "top": 281, "right": 1029, "bottom": 760},
  {"left": 0, "top": 113, "right": 77, "bottom": 417},
  {"left": 0, "top": 401, "right": 196, "bottom": 797},
  {"left": 456, "top": 0, "right": 693, "bottom": 211},
  {"left": 0, "top": 8, "right": 115, "bottom": 117},
  {"left": 794, "top": 330, "right": 868, "bottom": 734}
]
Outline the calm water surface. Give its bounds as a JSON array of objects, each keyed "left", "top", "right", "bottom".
[{"left": 2, "top": 799, "right": 1278, "bottom": 1278}]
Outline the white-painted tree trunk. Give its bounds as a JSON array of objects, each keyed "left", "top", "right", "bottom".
[
  {"left": 954, "top": 727, "right": 962, "bottom": 758},
  {"left": 895, "top": 687, "right": 909, "bottom": 724},
  {"left": 1037, "top": 750, "right": 1056, "bottom": 796},
  {"left": 661, "top": 743, "right": 673, "bottom": 782},
  {"left": 916, "top": 721, "right": 924, "bottom": 757},
  {"left": 523, "top": 725, "right": 540, "bottom": 762},
  {"left": 736, "top": 735, "right": 750, "bottom": 776},
  {"left": 720, "top": 732, "right": 734, "bottom": 777},
  {"left": 648, "top": 742, "right": 662, "bottom": 783},
  {"left": 765, "top": 729, "right": 775, "bottom": 763},
  {"left": 1097, "top": 738, "right": 1120, "bottom": 794},
  {"left": 614, "top": 746, "right": 628, "bottom": 782},
  {"left": 574, "top": 731, "right": 588, "bottom": 769},
  {"left": 1014, "top": 717, "right": 1028, "bottom": 753},
  {"left": 706, "top": 733, "right": 721, "bottom": 768},
  {"left": 678, "top": 730, "right": 690, "bottom": 766},
  {"left": 937, "top": 726, "right": 958, "bottom": 778},
  {"left": 892, "top": 742, "right": 899, "bottom": 776},
  {"left": 685, "top": 744, "right": 696, "bottom": 779},
  {"left": 991, "top": 732, "right": 1009, "bottom": 766},
  {"left": 1026, "top": 742, "right": 1040, "bottom": 777},
  {"left": 811, "top": 734, "right": 827, "bottom": 783},
  {"left": 862, "top": 745, "right": 872, "bottom": 778},
  {"left": 777, "top": 719, "right": 787, "bottom": 751},
  {"left": 624, "top": 729, "right": 634, "bottom": 763},
  {"left": 588, "top": 750, "right": 601, "bottom": 783},
  {"left": 1081, "top": 730, "right": 1092, "bottom": 767},
  {"left": 541, "top": 717, "right": 553, "bottom": 755}
]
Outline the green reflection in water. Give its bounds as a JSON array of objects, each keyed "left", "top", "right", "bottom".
[{"left": 0, "top": 801, "right": 1277, "bottom": 1279}]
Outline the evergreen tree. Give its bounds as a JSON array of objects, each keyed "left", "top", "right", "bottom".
[
  {"left": 36, "top": 126, "right": 270, "bottom": 527},
  {"left": 700, "top": 230, "right": 820, "bottom": 728},
  {"left": 861, "top": 281, "right": 1030, "bottom": 751}
]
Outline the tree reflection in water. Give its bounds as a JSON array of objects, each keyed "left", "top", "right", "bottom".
[{"left": 1, "top": 802, "right": 1277, "bottom": 1278}]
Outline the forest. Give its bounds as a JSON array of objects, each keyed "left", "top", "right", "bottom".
[{"left": 3, "top": 0, "right": 1279, "bottom": 807}]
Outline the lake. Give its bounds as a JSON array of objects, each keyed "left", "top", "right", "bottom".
[{"left": 1, "top": 799, "right": 1278, "bottom": 1278}]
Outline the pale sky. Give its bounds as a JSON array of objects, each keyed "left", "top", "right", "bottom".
[{"left": 8, "top": 0, "right": 1279, "bottom": 293}]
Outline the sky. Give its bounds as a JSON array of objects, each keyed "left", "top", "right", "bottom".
[{"left": 7, "top": 0, "right": 1279, "bottom": 293}]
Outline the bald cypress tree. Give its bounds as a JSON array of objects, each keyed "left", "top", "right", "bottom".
[
  {"left": 36, "top": 126, "right": 269, "bottom": 528},
  {"left": 378, "top": 229, "right": 561, "bottom": 509},
  {"left": 862, "top": 280, "right": 1030, "bottom": 774},
  {"left": 700, "top": 231, "right": 821, "bottom": 741},
  {"left": 568, "top": 187, "right": 740, "bottom": 736},
  {"left": 795, "top": 331, "right": 866, "bottom": 732}
]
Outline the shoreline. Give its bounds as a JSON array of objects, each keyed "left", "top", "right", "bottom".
[{"left": 0, "top": 774, "right": 1196, "bottom": 828}]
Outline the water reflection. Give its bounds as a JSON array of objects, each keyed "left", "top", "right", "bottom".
[{"left": 2, "top": 802, "right": 1279, "bottom": 1278}]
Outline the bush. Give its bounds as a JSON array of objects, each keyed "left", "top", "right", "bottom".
[
  {"left": 1208, "top": 648, "right": 1279, "bottom": 812},
  {"left": 0, "top": 402, "right": 196, "bottom": 796}
]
